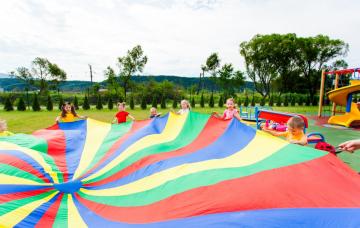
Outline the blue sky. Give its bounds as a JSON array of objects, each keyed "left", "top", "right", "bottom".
[{"left": 0, "top": 0, "right": 359, "bottom": 81}]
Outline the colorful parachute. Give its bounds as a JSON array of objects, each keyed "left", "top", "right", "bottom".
[{"left": 1, "top": 112, "right": 360, "bottom": 227}]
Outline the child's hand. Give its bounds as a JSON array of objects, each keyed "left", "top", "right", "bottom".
[{"left": 338, "top": 139, "right": 360, "bottom": 153}]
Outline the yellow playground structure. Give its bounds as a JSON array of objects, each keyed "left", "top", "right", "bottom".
[{"left": 318, "top": 68, "right": 360, "bottom": 127}]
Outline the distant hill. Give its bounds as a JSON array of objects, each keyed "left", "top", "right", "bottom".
[
  {"left": 0, "top": 73, "right": 11, "bottom": 79},
  {"left": 0, "top": 75, "right": 254, "bottom": 92}
]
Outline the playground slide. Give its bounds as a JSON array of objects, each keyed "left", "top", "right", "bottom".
[{"left": 327, "top": 80, "right": 360, "bottom": 127}]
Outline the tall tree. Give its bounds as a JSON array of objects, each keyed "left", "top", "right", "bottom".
[
  {"left": 104, "top": 66, "right": 119, "bottom": 96},
  {"left": 217, "top": 63, "right": 245, "bottom": 97},
  {"left": 15, "top": 67, "right": 33, "bottom": 109},
  {"left": 48, "top": 62, "right": 67, "bottom": 94},
  {"left": 205, "top": 53, "right": 220, "bottom": 91},
  {"left": 117, "top": 45, "right": 148, "bottom": 100}
]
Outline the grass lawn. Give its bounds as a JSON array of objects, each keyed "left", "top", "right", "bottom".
[{"left": 1, "top": 104, "right": 359, "bottom": 171}]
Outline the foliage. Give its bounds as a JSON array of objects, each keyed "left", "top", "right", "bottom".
[
  {"left": 108, "top": 97, "right": 113, "bottom": 110},
  {"left": 96, "top": 95, "right": 103, "bottom": 110},
  {"left": 83, "top": 95, "right": 90, "bottom": 110},
  {"left": 251, "top": 95, "right": 255, "bottom": 107},
  {"left": 161, "top": 95, "right": 166, "bottom": 109},
  {"left": 46, "top": 95, "right": 53, "bottom": 111},
  {"left": 260, "top": 97, "right": 266, "bottom": 106},
  {"left": 276, "top": 95, "right": 282, "bottom": 107},
  {"left": 4, "top": 96, "right": 13, "bottom": 111},
  {"left": 141, "top": 96, "right": 147, "bottom": 110},
  {"left": 130, "top": 96, "right": 135, "bottom": 110},
  {"left": 244, "top": 95, "right": 249, "bottom": 107},
  {"left": 218, "top": 95, "right": 223, "bottom": 108},
  {"left": 58, "top": 96, "right": 64, "bottom": 111},
  {"left": 74, "top": 96, "right": 79, "bottom": 110},
  {"left": 209, "top": 93, "right": 214, "bottom": 108},
  {"left": 200, "top": 93, "right": 205, "bottom": 108},
  {"left": 237, "top": 98, "right": 242, "bottom": 107},
  {"left": 284, "top": 95, "right": 289, "bottom": 107},
  {"left": 151, "top": 96, "right": 157, "bottom": 109},
  {"left": 17, "top": 97, "right": 26, "bottom": 111},
  {"left": 269, "top": 96, "right": 274, "bottom": 106},
  {"left": 172, "top": 99, "right": 177, "bottom": 109},
  {"left": 191, "top": 97, "right": 195, "bottom": 108},
  {"left": 32, "top": 93, "right": 41, "bottom": 111}
]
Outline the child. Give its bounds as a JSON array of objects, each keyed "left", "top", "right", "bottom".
[
  {"left": 112, "top": 102, "right": 135, "bottom": 124},
  {"left": 213, "top": 98, "right": 241, "bottom": 120},
  {"left": 149, "top": 107, "right": 161, "bottom": 118},
  {"left": 338, "top": 139, "right": 360, "bottom": 153},
  {"left": 177, "top": 100, "right": 190, "bottom": 114},
  {"left": 0, "top": 119, "right": 14, "bottom": 136},
  {"left": 56, "top": 102, "right": 87, "bottom": 123},
  {"left": 262, "top": 116, "right": 307, "bottom": 145}
]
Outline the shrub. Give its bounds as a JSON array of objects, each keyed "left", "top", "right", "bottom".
[
  {"left": 83, "top": 95, "right": 90, "bottom": 110},
  {"left": 284, "top": 95, "right": 289, "bottom": 107},
  {"left": 297, "top": 95, "right": 304, "bottom": 106},
  {"left": 141, "top": 96, "right": 147, "bottom": 110},
  {"left": 58, "top": 96, "right": 64, "bottom": 111},
  {"left": 4, "top": 96, "right": 14, "bottom": 111},
  {"left": 260, "top": 97, "right": 266, "bottom": 106},
  {"left": 290, "top": 94, "right": 296, "bottom": 106},
  {"left": 251, "top": 96, "right": 255, "bottom": 107},
  {"left": 108, "top": 96, "right": 113, "bottom": 110},
  {"left": 74, "top": 96, "right": 79, "bottom": 110},
  {"left": 305, "top": 96, "right": 311, "bottom": 106},
  {"left": 312, "top": 96, "right": 318, "bottom": 106},
  {"left": 269, "top": 96, "right": 274, "bottom": 106},
  {"left": 191, "top": 97, "right": 195, "bottom": 108},
  {"left": 161, "top": 95, "right": 166, "bottom": 109},
  {"left": 46, "top": 95, "right": 53, "bottom": 111},
  {"left": 96, "top": 95, "right": 103, "bottom": 110},
  {"left": 218, "top": 95, "right": 223, "bottom": 108},
  {"left": 200, "top": 93, "right": 205, "bottom": 108},
  {"left": 32, "top": 93, "right": 41, "bottom": 111},
  {"left": 172, "top": 99, "right": 177, "bottom": 109},
  {"left": 244, "top": 95, "right": 249, "bottom": 107},
  {"left": 276, "top": 95, "right": 282, "bottom": 107},
  {"left": 151, "top": 96, "right": 157, "bottom": 109},
  {"left": 130, "top": 96, "right": 135, "bottom": 110},
  {"left": 209, "top": 93, "right": 214, "bottom": 108},
  {"left": 17, "top": 97, "right": 26, "bottom": 111},
  {"left": 237, "top": 98, "right": 242, "bottom": 107}
]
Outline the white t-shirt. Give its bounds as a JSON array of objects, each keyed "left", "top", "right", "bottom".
[{"left": 177, "top": 109, "right": 189, "bottom": 115}]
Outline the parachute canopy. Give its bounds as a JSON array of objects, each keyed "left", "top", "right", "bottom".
[{"left": 1, "top": 112, "right": 360, "bottom": 227}]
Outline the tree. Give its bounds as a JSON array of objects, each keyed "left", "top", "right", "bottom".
[
  {"left": 4, "top": 96, "right": 13, "bottom": 111},
  {"left": 276, "top": 95, "right": 282, "bottom": 107},
  {"left": 296, "top": 35, "right": 348, "bottom": 100},
  {"left": 244, "top": 95, "right": 249, "bottom": 107},
  {"left": 237, "top": 98, "right": 242, "bottom": 107},
  {"left": 251, "top": 96, "right": 255, "bottom": 107},
  {"left": 58, "top": 96, "right": 64, "bottom": 111},
  {"left": 74, "top": 96, "right": 79, "bottom": 110},
  {"left": 117, "top": 45, "right": 148, "bottom": 100},
  {"left": 48, "top": 62, "right": 67, "bottom": 93},
  {"left": 191, "top": 97, "right": 195, "bottom": 108},
  {"left": 141, "top": 96, "right": 147, "bottom": 110},
  {"left": 83, "top": 95, "right": 90, "bottom": 110},
  {"left": 17, "top": 97, "right": 26, "bottom": 111},
  {"left": 218, "top": 95, "right": 224, "bottom": 108},
  {"left": 269, "top": 96, "right": 274, "bottom": 106},
  {"left": 151, "top": 96, "right": 157, "bottom": 109},
  {"left": 104, "top": 66, "right": 119, "bottom": 96},
  {"left": 290, "top": 94, "right": 296, "bottom": 106},
  {"left": 15, "top": 67, "right": 33, "bottom": 109},
  {"left": 209, "top": 93, "right": 214, "bottom": 108},
  {"left": 172, "top": 99, "right": 177, "bottom": 109},
  {"left": 46, "top": 95, "right": 53, "bottom": 111},
  {"left": 284, "top": 95, "right": 289, "bottom": 107},
  {"left": 200, "top": 93, "right": 205, "bottom": 108},
  {"left": 130, "top": 96, "right": 135, "bottom": 110},
  {"left": 96, "top": 95, "right": 103, "bottom": 110},
  {"left": 92, "top": 83, "right": 100, "bottom": 94},
  {"left": 108, "top": 97, "right": 114, "bottom": 110},
  {"left": 260, "top": 97, "right": 266, "bottom": 106},
  {"left": 205, "top": 53, "right": 221, "bottom": 91},
  {"left": 32, "top": 93, "right": 41, "bottom": 111},
  {"left": 160, "top": 95, "right": 166, "bottom": 109},
  {"left": 217, "top": 64, "right": 245, "bottom": 97}
]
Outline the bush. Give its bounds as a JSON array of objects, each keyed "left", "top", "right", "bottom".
[
  {"left": 58, "top": 96, "right": 64, "bottom": 111},
  {"left": 83, "top": 95, "right": 90, "bottom": 110},
  {"left": 237, "top": 98, "right": 242, "bottom": 107},
  {"left": 191, "top": 97, "right": 195, "bottom": 108},
  {"left": 260, "top": 97, "right": 266, "bottom": 106},
  {"left": 284, "top": 95, "right": 289, "bottom": 107},
  {"left": 4, "top": 96, "right": 13, "bottom": 111},
  {"left": 46, "top": 95, "right": 53, "bottom": 111},
  {"left": 297, "top": 95, "right": 304, "bottom": 106},
  {"left": 218, "top": 95, "right": 223, "bottom": 108},
  {"left": 108, "top": 97, "right": 113, "bottom": 110},
  {"left": 312, "top": 96, "right": 318, "bottom": 106},
  {"left": 244, "top": 95, "right": 249, "bottom": 107},
  {"left": 172, "top": 99, "right": 177, "bottom": 109},
  {"left": 151, "top": 96, "right": 157, "bottom": 109},
  {"left": 276, "top": 95, "right": 282, "bottom": 107},
  {"left": 96, "top": 95, "right": 103, "bottom": 110},
  {"left": 32, "top": 94, "right": 41, "bottom": 111},
  {"left": 161, "top": 95, "right": 166, "bottom": 109},
  {"left": 269, "top": 96, "right": 274, "bottom": 106},
  {"left": 141, "top": 96, "right": 147, "bottom": 110},
  {"left": 305, "top": 96, "right": 311, "bottom": 106},
  {"left": 17, "top": 97, "right": 26, "bottom": 111},
  {"left": 209, "top": 93, "right": 214, "bottom": 108},
  {"left": 74, "top": 96, "right": 79, "bottom": 110},
  {"left": 251, "top": 96, "right": 255, "bottom": 107},
  {"left": 200, "top": 93, "right": 205, "bottom": 108},
  {"left": 290, "top": 94, "right": 296, "bottom": 106},
  {"left": 130, "top": 96, "right": 135, "bottom": 110}
]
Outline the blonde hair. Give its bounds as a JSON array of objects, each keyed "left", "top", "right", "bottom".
[
  {"left": 150, "top": 107, "right": 157, "bottom": 112},
  {"left": 181, "top": 99, "right": 191, "bottom": 109},
  {"left": 287, "top": 116, "right": 305, "bottom": 129}
]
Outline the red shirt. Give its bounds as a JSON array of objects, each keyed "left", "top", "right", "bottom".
[{"left": 115, "top": 111, "right": 129, "bottom": 123}]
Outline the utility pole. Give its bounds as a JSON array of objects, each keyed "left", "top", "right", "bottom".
[{"left": 88, "top": 64, "right": 93, "bottom": 84}]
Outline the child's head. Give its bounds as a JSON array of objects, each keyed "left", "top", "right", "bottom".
[
  {"left": 61, "top": 102, "right": 76, "bottom": 117},
  {"left": 0, "top": 120, "right": 7, "bottom": 132},
  {"left": 226, "top": 98, "right": 235, "bottom": 109},
  {"left": 180, "top": 100, "right": 190, "bottom": 110},
  {"left": 150, "top": 107, "right": 157, "bottom": 115},
  {"left": 287, "top": 116, "right": 305, "bottom": 135},
  {"left": 117, "top": 102, "right": 126, "bottom": 111}
]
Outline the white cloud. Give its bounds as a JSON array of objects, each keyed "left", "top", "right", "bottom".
[{"left": 0, "top": 0, "right": 359, "bottom": 81}]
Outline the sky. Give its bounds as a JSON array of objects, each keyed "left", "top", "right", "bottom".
[{"left": 0, "top": 0, "right": 359, "bottom": 81}]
